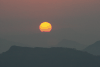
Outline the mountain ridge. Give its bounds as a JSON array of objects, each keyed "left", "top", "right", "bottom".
[
  {"left": 55, "top": 39, "right": 87, "bottom": 50},
  {"left": 83, "top": 41, "right": 100, "bottom": 55},
  {"left": 0, "top": 45, "right": 100, "bottom": 67}
]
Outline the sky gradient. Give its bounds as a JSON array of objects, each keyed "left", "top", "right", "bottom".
[{"left": 0, "top": 0, "right": 100, "bottom": 45}]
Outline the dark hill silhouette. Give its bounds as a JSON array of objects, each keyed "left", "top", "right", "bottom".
[
  {"left": 0, "top": 38, "right": 26, "bottom": 53},
  {"left": 0, "top": 46, "right": 100, "bottom": 67},
  {"left": 83, "top": 41, "right": 100, "bottom": 55},
  {"left": 55, "top": 39, "right": 87, "bottom": 50}
]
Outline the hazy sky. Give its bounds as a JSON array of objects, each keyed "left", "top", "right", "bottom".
[{"left": 0, "top": 0, "right": 100, "bottom": 45}]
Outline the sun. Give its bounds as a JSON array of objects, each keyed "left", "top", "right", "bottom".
[{"left": 39, "top": 22, "right": 52, "bottom": 32}]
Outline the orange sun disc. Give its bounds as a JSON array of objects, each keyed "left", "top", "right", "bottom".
[{"left": 39, "top": 22, "right": 52, "bottom": 32}]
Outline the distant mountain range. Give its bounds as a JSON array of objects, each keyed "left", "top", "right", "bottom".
[
  {"left": 55, "top": 39, "right": 87, "bottom": 50},
  {"left": 83, "top": 41, "right": 100, "bottom": 55},
  {"left": 1, "top": 37, "right": 100, "bottom": 56},
  {"left": 1, "top": 28, "right": 97, "bottom": 47},
  {"left": 0, "top": 38, "right": 87, "bottom": 53},
  {"left": 0, "top": 46, "right": 100, "bottom": 67}
]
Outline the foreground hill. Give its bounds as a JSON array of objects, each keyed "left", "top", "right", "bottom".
[
  {"left": 83, "top": 41, "right": 100, "bottom": 55},
  {"left": 0, "top": 46, "right": 100, "bottom": 67},
  {"left": 55, "top": 39, "right": 87, "bottom": 50}
]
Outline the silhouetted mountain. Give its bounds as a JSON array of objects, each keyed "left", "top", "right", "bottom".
[
  {"left": 0, "top": 38, "right": 25, "bottom": 53},
  {"left": 0, "top": 46, "right": 100, "bottom": 67},
  {"left": 83, "top": 41, "right": 100, "bottom": 55},
  {"left": 55, "top": 39, "right": 87, "bottom": 50}
]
